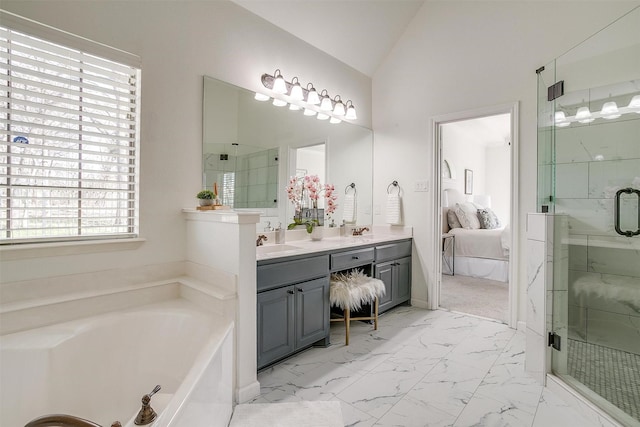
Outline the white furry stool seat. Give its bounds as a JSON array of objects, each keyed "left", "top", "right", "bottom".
[{"left": 330, "top": 269, "right": 386, "bottom": 345}]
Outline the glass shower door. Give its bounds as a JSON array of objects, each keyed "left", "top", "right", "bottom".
[{"left": 549, "top": 80, "right": 640, "bottom": 425}]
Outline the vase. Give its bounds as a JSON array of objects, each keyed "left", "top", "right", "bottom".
[
  {"left": 309, "top": 207, "right": 323, "bottom": 240},
  {"left": 199, "top": 199, "right": 213, "bottom": 206},
  {"left": 310, "top": 225, "right": 324, "bottom": 241}
]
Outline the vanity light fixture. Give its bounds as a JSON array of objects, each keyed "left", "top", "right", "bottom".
[
  {"left": 257, "top": 70, "right": 358, "bottom": 123},
  {"left": 330, "top": 117, "right": 342, "bottom": 124},
  {"left": 333, "top": 95, "right": 346, "bottom": 116},
  {"left": 272, "top": 69, "right": 287, "bottom": 94},
  {"left": 554, "top": 111, "right": 570, "bottom": 127},
  {"left": 345, "top": 100, "right": 357, "bottom": 120},
  {"left": 628, "top": 95, "right": 640, "bottom": 113},
  {"left": 306, "top": 83, "right": 320, "bottom": 105},
  {"left": 575, "top": 106, "right": 595, "bottom": 123},
  {"left": 290, "top": 77, "right": 304, "bottom": 101},
  {"left": 600, "top": 101, "right": 621, "bottom": 119},
  {"left": 319, "top": 90, "right": 333, "bottom": 111}
]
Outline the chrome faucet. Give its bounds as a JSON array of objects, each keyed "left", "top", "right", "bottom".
[
  {"left": 256, "top": 234, "right": 268, "bottom": 246},
  {"left": 352, "top": 227, "right": 370, "bottom": 236},
  {"left": 134, "top": 385, "right": 161, "bottom": 425}
]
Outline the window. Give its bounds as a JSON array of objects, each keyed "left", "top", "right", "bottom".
[{"left": 0, "top": 21, "right": 141, "bottom": 244}]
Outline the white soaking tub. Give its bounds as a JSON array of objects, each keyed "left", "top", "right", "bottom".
[{"left": 0, "top": 299, "right": 233, "bottom": 427}]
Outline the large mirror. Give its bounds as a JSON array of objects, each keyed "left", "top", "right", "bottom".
[{"left": 203, "top": 76, "right": 373, "bottom": 230}]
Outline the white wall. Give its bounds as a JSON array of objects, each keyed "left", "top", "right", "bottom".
[
  {"left": 371, "top": 1, "right": 639, "bottom": 320},
  {"left": 442, "top": 123, "right": 487, "bottom": 197},
  {"left": 0, "top": 1, "right": 371, "bottom": 283},
  {"left": 485, "top": 145, "right": 511, "bottom": 225}
]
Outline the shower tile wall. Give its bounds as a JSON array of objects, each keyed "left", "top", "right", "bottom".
[
  {"left": 553, "top": 118, "right": 640, "bottom": 356},
  {"left": 235, "top": 148, "right": 278, "bottom": 209}
]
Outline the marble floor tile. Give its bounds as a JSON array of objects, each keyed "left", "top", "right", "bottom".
[
  {"left": 335, "top": 398, "right": 379, "bottom": 427},
  {"left": 532, "top": 388, "right": 599, "bottom": 427},
  {"left": 404, "top": 359, "right": 487, "bottom": 417},
  {"left": 374, "top": 394, "right": 458, "bottom": 427},
  {"left": 453, "top": 393, "right": 536, "bottom": 427},
  {"left": 250, "top": 307, "right": 614, "bottom": 427},
  {"left": 336, "top": 361, "right": 426, "bottom": 419}
]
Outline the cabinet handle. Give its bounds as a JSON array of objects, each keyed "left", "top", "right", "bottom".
[
  {"left": 352, "top": 256, "right": 359, "bottom": 259},
  {"left": 297, "top": 288, "right": 304, "bottom": 292},
  {"left": 287, "top": 290, "right": 294, "bottom": 294}
]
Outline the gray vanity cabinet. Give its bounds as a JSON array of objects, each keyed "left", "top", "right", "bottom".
[
  {"left": 257, "top": 285, "right": 295, "bottom": 368},
  {"left": 257, "top": 255, "right": 330, "bottom": 369},
  {"left": 374, "top": 240, "right": 412, "bottom": 313}
]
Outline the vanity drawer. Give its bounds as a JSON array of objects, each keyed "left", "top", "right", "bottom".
[
  {"left": 376, "top": 240, "right": 412, "bottom": 262},
  {"left": 330, "top": 247, "right": 375, "bottom": 271},
  {"left": 258, "top": 255, "right": 329, "bottom": 292}
]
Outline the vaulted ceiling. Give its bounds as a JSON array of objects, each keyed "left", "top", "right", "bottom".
[{"left": 232, "top": 0, "right": 425, "bottom": 77}]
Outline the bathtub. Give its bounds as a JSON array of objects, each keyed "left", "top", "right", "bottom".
[{"left": 0, "top": 298, "right": 233, "bottom": 427}]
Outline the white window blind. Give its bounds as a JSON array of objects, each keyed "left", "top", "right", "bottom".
[{"left": 0, "top": 25, "right": 141, "bottom": 244}]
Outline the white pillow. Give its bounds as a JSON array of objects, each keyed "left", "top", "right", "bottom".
[{"left": 454, "top": 202, "right": 481, "bottom": 229}]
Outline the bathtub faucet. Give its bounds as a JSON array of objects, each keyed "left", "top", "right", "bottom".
[{"left": 134, "top": 384, "right": 161, "bottom": 425}]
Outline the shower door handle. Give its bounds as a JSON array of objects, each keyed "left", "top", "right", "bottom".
[{"left": 614, "top": 188, "right": 640, "bottom": 237}]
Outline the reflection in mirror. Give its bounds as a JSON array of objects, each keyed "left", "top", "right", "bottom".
[
  {"left": 203, "top": 143, "right": 278, "bottom": 209},
  {"left": 203, "top": 76, "right": 373, "bottom": 230}
]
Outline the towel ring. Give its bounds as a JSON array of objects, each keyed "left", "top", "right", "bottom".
[
  {"left": 345, "top": 183, "right": 357, "bottom": 196},
  {"left": 387, "top": 180, "right": 400, "bottom": 194}
]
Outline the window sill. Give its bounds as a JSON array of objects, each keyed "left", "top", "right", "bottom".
[{"left": 0, "top": 238, "right": 146, "bottom": 261}]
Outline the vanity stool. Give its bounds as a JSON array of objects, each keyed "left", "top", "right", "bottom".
[{"left": 329, "top": 270, "right": 386, "bottom": 345}]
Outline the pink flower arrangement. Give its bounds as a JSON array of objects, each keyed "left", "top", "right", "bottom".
[{"left": 285, "top": 174, "right": 338, "bottom": 230}]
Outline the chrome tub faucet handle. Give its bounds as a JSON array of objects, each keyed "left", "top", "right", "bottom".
[{"left": 134, "top": 385, "right": 161, "bottom": 425}]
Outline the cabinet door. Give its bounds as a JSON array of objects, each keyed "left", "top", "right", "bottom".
[
  {"left": 295, "top": 276, "right": 330, "bottom": 349},
  {"left": 375, "top": 261, "right": 394, "bottom": 313},
  {"left": 257, "top": 286, "right": 295, "bottom": 369},
  {"left": 394, "top": 256, "right": 411, "bottom": 304}
]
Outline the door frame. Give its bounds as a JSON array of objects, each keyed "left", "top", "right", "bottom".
[{"left": 430, "top": 102, "right": 519, "bottom": 328}]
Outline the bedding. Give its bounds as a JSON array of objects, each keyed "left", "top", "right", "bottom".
[
  {"left": 448, "top": 227, "right": 509, "bottom": 260},
  {"left": 442, "top": 205, "right": 510, "bottom": 282}
]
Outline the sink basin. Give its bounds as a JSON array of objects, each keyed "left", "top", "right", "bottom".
[{"left": 256, "top": 244, "right": 302, "bottom": 255}]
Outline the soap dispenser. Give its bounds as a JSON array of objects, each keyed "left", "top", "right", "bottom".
[{"left": 275, "top": 223, "right": 285, "bottom": 244}]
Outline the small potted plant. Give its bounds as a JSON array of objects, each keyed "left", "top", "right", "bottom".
[{"left": 197, "top": 190, "right": 215, "bottom": 206}]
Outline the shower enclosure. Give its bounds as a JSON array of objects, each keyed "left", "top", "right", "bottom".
[{"left": 537, "top": 7, "right": 639, "bottom": 426}]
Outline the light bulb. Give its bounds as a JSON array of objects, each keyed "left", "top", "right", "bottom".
[
  {"left": 600, "top": 102, "right": 620, "bottom": 119},
  {"left": 303, "top": 108, "right": 317, "bottom": 116},
  {"left": 306, "top": 87, "right": 320, "bottom": 105},
  {"left": 272, "top": 73, "right": 287, "bottom": 94},
  {"left": 317, "top": 113, "right": 330, "bottom": 120},
  {"left": 320, "top": 94, "right": 333, "bottom": 111},
  {"left": 290, "top": 79, "right": 304, "bottom": 101},
  {"left": 345, "top": 105, "right": 357, "bottom": 120},
  {"left": 575, "top": 106, "right": 594, "bottom": 123},
  {"left": 628, "top": 95, "right": 640, "bottom": 113},
  {"left": 254, "top": 92, "right": 270, "bottom": 101},
  {"left": 329, "top": 117, "right": 342, "bottom": 124},
  {"left": 272, "top": 98, "right": 287, "bottom": 107},
  {"left": 554, "top": 111, "right": 570, "bottom": 127},
  {"left": 333, "top": 100, "right": 345, "bottom": 116},
  {"left": 289, "top": 104, "right": 301, "bottom": 111}
]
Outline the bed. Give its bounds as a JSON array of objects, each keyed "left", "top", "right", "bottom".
[{"left": 442, "top": 205, "right": 510, "bottom": 282}]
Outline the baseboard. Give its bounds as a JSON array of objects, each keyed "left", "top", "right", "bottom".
[
  {"left": 517, "top": 320, "right": 526, "bottom": 331},
  {"left": 410, "top": 298, "right": 429, "bottom": 309},
  {"left": 236, "top": 380, "right": 261, "bottom": 404}
]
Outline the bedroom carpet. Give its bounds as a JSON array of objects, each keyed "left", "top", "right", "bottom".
[{"left": 440, "top": 274, "right": 508, "bottom": 323}]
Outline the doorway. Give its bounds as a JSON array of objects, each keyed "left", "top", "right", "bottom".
[{"left": 431, "top": 103, "right": 519, "bottom": 328}]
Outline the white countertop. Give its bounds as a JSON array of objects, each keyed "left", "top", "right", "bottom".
[{"left": 256, "top": 226, "right": 412, "bottom": 261}]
